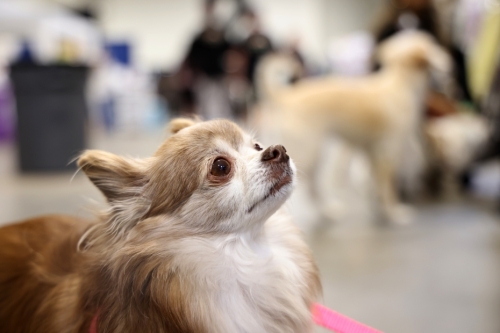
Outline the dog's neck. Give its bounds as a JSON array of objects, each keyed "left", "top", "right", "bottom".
[
  {"left": 382, "top": 64, "right": 431, "bottom": 112},
  {"left": 384, "top": 63, "right": 430, "bottom": 94}
]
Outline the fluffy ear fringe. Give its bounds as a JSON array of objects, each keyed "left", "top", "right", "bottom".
[
  {"left": 77, "top": 150, "right": 151, "bottom": 241},
  {"left": 168, "top": 118, "right": 198, "bottom": 134},
  {"left": 78, "top": 150, "right": 147, "bottom": 202}
]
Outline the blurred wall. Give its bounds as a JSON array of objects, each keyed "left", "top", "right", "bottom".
[
  {"left": 250, "top": 0, "right": 328, "bottom": 65},
  {"left": 325, "top": 0, "right": 383, "bottom": 39},
  {"left": 97, "top": 0, "right": 203, "bottom": 71}
]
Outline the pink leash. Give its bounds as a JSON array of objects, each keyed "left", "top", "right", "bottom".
[
  {"left": 312, "top": 303, "right": 383, "bottom": 333},
  {"left": 89, "top": 311, "right": 98, "bottom": 333},
  {"left": 90, "top": 304, "right": 383, "bottom": 333}
]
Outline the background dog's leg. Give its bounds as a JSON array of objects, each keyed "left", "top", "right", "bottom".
[
  {"left": 315, "top": 139, "right": 350, "bottom": 222},
  {"left": 315, "top": 139, "right": 371, "bottom": 224},
  {"left": 283, "top": 128, "right": 325, "bottom": 233},
  {"left": 371, "top": 151, "right": 414, "bottom": 225}
]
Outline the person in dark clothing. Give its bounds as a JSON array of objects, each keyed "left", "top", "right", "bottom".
[
  {"left": 169, "top": 0, "right": 231, "bottom": 117},
  {"left": 233, "top": 10, "right": 273, "bottom": 99},
  {"left": 245, "top": 31, "right": 273, "bottom": 84},
  {"left": 185, "top": 27, "right": 229, "bottom": 79}
]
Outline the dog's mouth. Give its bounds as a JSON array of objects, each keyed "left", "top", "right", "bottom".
[{"left": 247, "top": 173, "right": 293, "bottom": 213}]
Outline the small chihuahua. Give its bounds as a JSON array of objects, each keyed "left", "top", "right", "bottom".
[{"left": 0, "top": 119, "right": 321, "bottom": 333}]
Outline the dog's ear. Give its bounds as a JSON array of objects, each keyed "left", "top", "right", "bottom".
[
  {"left": 169, "top": 118, "right": 197, "bottom": 134},
  {"left": 78, "top": 150, "right": 147, "bottom": 202}
]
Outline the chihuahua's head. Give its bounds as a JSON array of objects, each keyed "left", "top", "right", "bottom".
[{"left": 78, "top": 119, "right": 295, "bottom": 236}]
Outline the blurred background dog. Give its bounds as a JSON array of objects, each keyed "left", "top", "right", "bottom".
[{"left": 252, "top": 31, "right": 453, "bottom": 225}]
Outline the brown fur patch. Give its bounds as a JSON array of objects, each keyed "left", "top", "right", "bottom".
[{"left": 0, "top": 215, "right": 91, "bottom": 333}]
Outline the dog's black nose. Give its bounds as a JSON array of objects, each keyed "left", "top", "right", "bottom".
[{"left": 261, "top": 145, "right": 289, "bottom": 163}]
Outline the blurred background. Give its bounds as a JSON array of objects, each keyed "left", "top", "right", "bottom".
[{"left": 1, "top": 0, "right": 500, "bottom": 332}]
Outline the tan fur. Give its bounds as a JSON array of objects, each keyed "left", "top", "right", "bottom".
[
  {"left": 253, "top": 31, "right": 451, "bottom": 224},
  {"left": 0, "top": 119, "right": 321, "bottom": 333}
]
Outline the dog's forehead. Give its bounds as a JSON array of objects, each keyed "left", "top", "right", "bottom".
[
  {"left": 184, "top": 120, "right": 245, "bottom": 149},
  {"left": 155, "top": 120, "right": 246, "bottom": 158}
]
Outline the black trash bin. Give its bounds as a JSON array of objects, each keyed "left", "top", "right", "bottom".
[{"left": 10, "top": 64, "right": 89, "bottom": 172}]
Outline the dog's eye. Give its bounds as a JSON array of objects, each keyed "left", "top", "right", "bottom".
[
  {"left": 211, "top": 158, "right": 231, "bottom": 177},
  {"left": 254, "top": 143, "right": 263, "bottom": 151}
]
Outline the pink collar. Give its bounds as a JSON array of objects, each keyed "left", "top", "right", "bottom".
[{"left": 89, "top": 303, "right": 383, "bottom": 333}]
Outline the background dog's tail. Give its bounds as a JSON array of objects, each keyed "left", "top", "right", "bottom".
[{"left": 255, "top": 52, "right": 304, "bottom": 102}]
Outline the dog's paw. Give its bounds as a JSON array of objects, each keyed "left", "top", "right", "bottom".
[{"left": 387, "top": 204, "right": 415, "bottom": 225}]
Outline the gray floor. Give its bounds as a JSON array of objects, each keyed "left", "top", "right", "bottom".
[{"left": 1, "top": 131, "right": 500, "bottom": 333}]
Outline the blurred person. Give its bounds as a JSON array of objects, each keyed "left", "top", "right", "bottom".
[
  {"left": 186, "top": 18, "right": 229, "bottom": 78},
  {"left": 223, "top": 7, "right": 275, "bottom": 118},
  {"left": 162, "top": 2, "right": 275, "bottom": 122},
  {"left": 223, "top": 44, "right": 250, "bottom": 120},
  {"left": 241, "top": 10, "right": 274, "bottom": 92},
  {"left": 174, "top": 0, "right": 233, "bottom": 120}
]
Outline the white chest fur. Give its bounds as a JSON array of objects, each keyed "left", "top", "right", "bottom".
[{"left": 167, "top": 212, "right": 316, "bottom": 333}]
